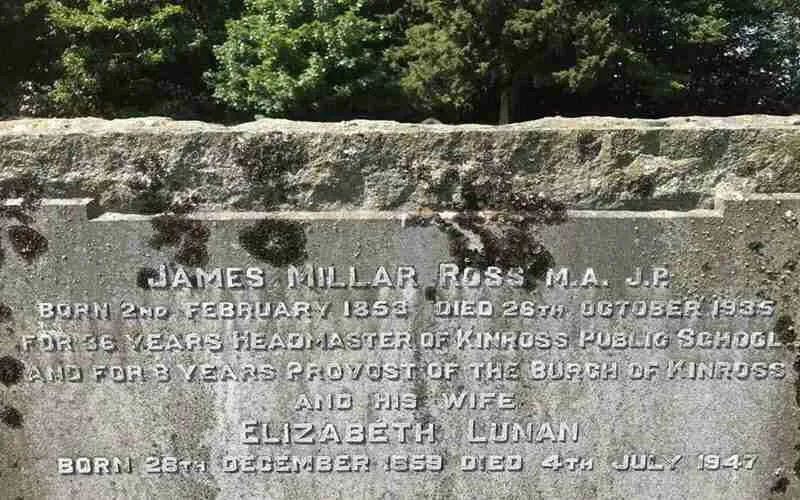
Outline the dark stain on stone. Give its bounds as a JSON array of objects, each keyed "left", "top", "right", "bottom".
[
  {"left": 0, "top": 405, "right": 22, "bottom": 429},
  {"left": 0, "top": 176, "right": 43, "bottom": 252},
  {"left": 701, "top": 262, "right": 711, "bottom": 272},
  {"left": 239, "top": 219, "right": 307, "bottom": 267},
  {"left": 794, "top": 357, "right": 800, "bottom": 407},
  {"left": 136, "top": 267, "right": 159, "bottom": 289},
  {"left": 149, "top": 215, "right": 210, "bottom": 267},
  {"left": 0, "top": 207, "right": 34, "bottom": 225},
  {"left": 127, "top": 154, "right": 171, "bottom": 215},
  {"left": 522, "top": 247, "right": 556, "bottom": 290},
  {"left": 440, "top": 198, "right": 565, "bottom": 289},
  {"left": 461, "top": 182, "right": 486, "bottom": 211},
  {"left": 795, "top": 457, "right": 800, "bottom": 479},
  {"left": 131, "top": 191, "right": 171, "bottom": 215},
  {"left": 150, "top": 215, "right": 191, "bottom": 248},
  {"left": 785, "top": 260, "right": 798, "bottom": 272},
  {"left": 505, "top": 191, "right": 568, "bottom": 222},
  {"left": 405, "top": 213, "right": 436, "bottom": 227},
  {"left": 771, "top": 475, "right": 790, "bottom": 494},
  {"left": 0, "top": 304, "right": 11, "bottom": 322},
  {"left": 234, "top": 138, "right": 307, "bottom": 209},
  {"left": 0, "top": 174, "right": 44, "bottom": 212},
  {"left": 7, "top": 225, "right": 48, "bottom": 263},
  {"left": 421, "top": 168, "right": 567, "bottom": 288},
  {"left": 0, "top": 356, "right": 24, "bottom": 386},
  {"left": 176, "top": 228, "right": 210, "bottom": 267},
  {"left": 169, "top": 193, "right": 204, "bottom": 216},
  {"left": 577, "top": 132, "right": 601, "bottom": 162},
  {"left": 776, "top": 315, "right": 796, "bottom": 345},
  {"left": 431, "top": 169, "right": 460, "bottom": 205},
  {"left": 629, "top": 175, "right": 656, "bottom": 199},
  {"left": 424, "top": 286, "right": 437, "bottom": 301},
  {"left": 748, "top": 241, "right": 765, "bottom": 255}
]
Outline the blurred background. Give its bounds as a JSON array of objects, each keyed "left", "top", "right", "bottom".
[{"left": 2, "top": 0, "right": 799, "bottom": 124}]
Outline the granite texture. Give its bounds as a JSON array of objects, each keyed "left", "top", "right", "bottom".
[
  {"left": 0, "top": 197, "right": 796, "bottom": 499},
  {"left": 1, "top": 116, "right": 800, "bottom": 212},
  {"left": 2, "top": 116, "right": 800, "bottom": 498}
]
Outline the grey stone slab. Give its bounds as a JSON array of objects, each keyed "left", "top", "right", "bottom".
[{"left": 0, "top": 196, "right": 797, "bottom": 499}]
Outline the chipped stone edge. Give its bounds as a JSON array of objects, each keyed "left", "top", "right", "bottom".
[{"left": 12, "top": 195, "right": 800, "bottom": 221}]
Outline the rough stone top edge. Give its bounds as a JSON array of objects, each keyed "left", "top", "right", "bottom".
[
  {"left": 90, "top": 209, "right": 724, "bottom": 222},
  {"left": 7, "top": 194, "right": 800, "bottom": 221},
  {"left": 2, "top": 114, "right": 800, "bottom": 135}
]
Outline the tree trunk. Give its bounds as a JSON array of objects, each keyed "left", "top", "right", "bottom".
[
  {"left": 498, "top": 76, "right": 521, "bottom": 124},
  {"left": 499, "top": 87, "right": 511, "bottom": 124}
]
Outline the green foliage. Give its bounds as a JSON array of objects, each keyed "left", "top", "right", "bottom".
[
  {"left": 1, "top": 0, "right": 799, "bottom": 121},
  {"left": 47, "top": 47, "right": 99, "bottom": 115},
  {"left": 26, "top": 0, "right": 240, "bottom": 118},
  {"left": 0, "top": 1, "right": 52, "bottom": 115},
  {"left": 562, "top": 0, "right": 800, "bottom": 115},
  {"left": 210, "top": 0, "right": 405, "bottom": 119},
  {"left": 391, "top": 0, "right": 800, "bottom": 121},
  {"left": 390, "top": 0, "right": 622, "bottom": 122}
]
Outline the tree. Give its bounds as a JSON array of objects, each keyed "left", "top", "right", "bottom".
[
  {"left": 26, "top": 0, "right": 240, "bottom": 119},
  {"left": 210, "top": 0, "right": 407, "bottom": 120},
  {"left": 0, "top": 1, "right": 52, "bottom": 116},
  {"left": 595, "top": 0, "right": 800, "bottom": 116},
  {"left": 391, "top": 0, "right": 800, "bottom": 123},
  {"left": 390, "top": 0, "right": 622, "bottom": 123},
  {"left": 4, "top": 0, "right": 798, "bottom": 121}
]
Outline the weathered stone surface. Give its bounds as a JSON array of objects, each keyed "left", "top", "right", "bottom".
[
  {"left": 0, "top": 197, "right": 798, "bottom": 499},
  {"left": 1, "top": 116, "right": 800, "bottom": 212}
]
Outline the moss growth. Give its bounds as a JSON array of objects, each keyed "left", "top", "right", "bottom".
[
  {"left": 748, "top": 241, "right": 765, "bottom": 255},
  {"left": 233, "top": 138, "right": 308, "bottom": 209},
  {"left": 0, "top": 206, "right": 34, "bottom": 225},
  {"left": 770, "top": 475, "right": 790, "bottom": 493},
  {"left": 405, "top": 213, "right": 437, "bottom": 227},
  {"left": 136, "top": 267, "right": 159, "bottom": 289},
  {"left": 775, "top": 315, "right": 796, "bottom": 344},
  {"left": 7, "top": 225, "right": 48, "bottom": 263},
  {"left": 0, "top": 174, "right": 44, "bottom": 213},
  {"left": 629, "top": 174, "right": 656, "bottom": 198},
  {"left": 434, "top": 194, "right": 566, "bottom": 289},
  {"left": 0, "top": 356, "right": 24, "bottom": 387},
  {"left": 522, "top": 247, "right": 556, "bottom": 290},
  {"left": 127, "top": 154, "right": 171, "bottom": 214},
  {"left": 149, "top": 215, "right": 210, "bottom": 267},
  {"left": 577, "top": 132, "right": 601, "bottom": 162},
  {"left": 0, "top": 175, "right": 46, "bottom": 266},
  {"left": 0, "top": 303, "right": 12, "bottom": 322},
  {"left": 0, "top": 405, "right": 22, "bottom": 429},
  {"left": 150, "top": 214, "right": 192, "bottom": 248},
  {"left": 239, "top": 219, "right": 307, "bottom": 267},
  {"left": 176, "top": 226, "right": 210, "bottom": 267}
]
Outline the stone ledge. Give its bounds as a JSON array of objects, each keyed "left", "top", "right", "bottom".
[
  {"left": 1, "top": 116, "right": 800, "bottom": 212},
  {"left": 3, "top": 115, "right": 800, "bottom": 134}
]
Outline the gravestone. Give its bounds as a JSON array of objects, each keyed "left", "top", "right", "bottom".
[{"left": 0, "top": 192, "right": 798, "bottom": 499}]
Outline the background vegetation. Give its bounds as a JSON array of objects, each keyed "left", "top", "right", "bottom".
[{"left": 2, "top": 0, "right": 799, "bottom": 123}]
